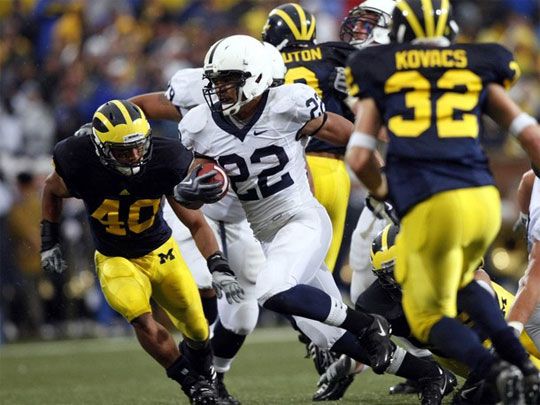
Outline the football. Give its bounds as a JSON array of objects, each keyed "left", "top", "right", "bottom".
[{"left": 198, "top": 161, "right": 229, "bottom": 199}]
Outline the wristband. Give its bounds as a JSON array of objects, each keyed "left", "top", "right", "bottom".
[
  {"left": 207, "top": 251, "right": 231, "bottom": 274},
  {"left": 41, "top": 220, "right": 60, "bottom": 251},
  {"left": 347, "top": 131, "right": 377, "bottom": 151},
  {"left": 509, "top": 112, "right": 537, "bottom": 138}
]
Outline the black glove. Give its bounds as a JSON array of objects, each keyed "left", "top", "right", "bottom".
[
  {"left": 173, "top": 164, "right": 224, "bottom": 205},
  {"left": 74, "top": 122, "right": 93, "bottom": 137},
  {"left": 41, "top": 220, "right": 67, "bottom": 274},
  {"left": 365, "top": 195, "right": 399, "bottom": 225},
  {"left": 207, "top": 252, "right": 244, "bottom": 304}
]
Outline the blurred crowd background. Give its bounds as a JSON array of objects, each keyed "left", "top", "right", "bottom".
[{"left": 0, "top": 0, "right": 539, "bottom": 343}]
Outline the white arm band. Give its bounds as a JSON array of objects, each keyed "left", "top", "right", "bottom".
[
  {"left": 509, "top": 113, "right": 538, "bottom": 138},
  {"left": 347, "top": 131, "right": 377, "bottom": 151}
]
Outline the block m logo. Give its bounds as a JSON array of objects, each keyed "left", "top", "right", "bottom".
[{"left": 158, "top": 248, "right": 175, "bottom": 264}]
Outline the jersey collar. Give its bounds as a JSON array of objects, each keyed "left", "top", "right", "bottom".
[{"left": 211, "top": 90, "right": 269, "bottom": 142}]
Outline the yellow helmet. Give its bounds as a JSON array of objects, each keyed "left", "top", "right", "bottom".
[
  {"left": 91, "top": 99, "right": 152, "bottom": 176},
  {"left": 371, "top": 224, "right": 401, "bottom": 294}
]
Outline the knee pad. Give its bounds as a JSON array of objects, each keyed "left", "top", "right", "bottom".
[{"left": 219, "top": 299, "right": 259, "bottom": 335}]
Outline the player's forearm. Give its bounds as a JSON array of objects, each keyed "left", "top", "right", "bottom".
[
  {"left": 129, "top": 92, "right": 182, "bottom": 121},
  {"left": 517, "top": 170, "right": 535, "bottom": 215},
  {"left": 508, "top": 251, "right": 540, "bottom": 325},
  {"left": 41, "top": 172, "right": 69, "bottom": 222},
  {"left": 42, "top": 188, "right": 64, "bottom": 222},
  {"left": 346, "top": 148, "right": 387, "bottom": 199},
  {"left": 315, "top": 112, "right": 354, "bottom": 146},
  {"left": 190, "top": 223, "right": 220, "bottom": 259}
]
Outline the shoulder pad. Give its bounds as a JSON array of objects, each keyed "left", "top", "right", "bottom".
[
  {"left": 181, "top": 104, "right": 210, "bottom": 134},
  {"left": 270, "top": 83, "right": 312, "bottom": 114}
]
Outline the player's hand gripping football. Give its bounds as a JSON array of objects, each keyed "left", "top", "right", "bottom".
[
  {"left": 207, "top": 252, "right": 245, "bottom": 304},
  {"left": 40, "top": 220, "right": 67, "bottom": 274},
  {"left": 174, "top": 164, "right": 224, "bottom": 205}
]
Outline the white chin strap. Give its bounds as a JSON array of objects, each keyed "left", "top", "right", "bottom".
[{"left": 115, "top": 166, "right": 141, "bottom": 176}]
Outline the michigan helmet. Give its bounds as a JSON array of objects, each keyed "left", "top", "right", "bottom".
[
  {"left": 389, "top": 0, "right": 458, "bottom": 44},
  {"left": 340, "top": 0, "right": 396, "bottom": 49},
  {"left": 203, "top": 35, "right": 272, "bottom": 116},
  {"left": 263, "top": 41, "right": 287, "bottom": 87},
  {"left": 91, "top": 99, "right": 152, "bottom": 176},
  {"left": 371, "top": 224, "right": 401, "bottom": 296},
  {"left": 261, "top": 3, "right": 316, "bottom": 51}
]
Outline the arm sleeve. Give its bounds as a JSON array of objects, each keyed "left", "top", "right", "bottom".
[
  {"left": 52, "top": 140, "right": 79, "bottom": 197},
  {"left": 288, "top": 83, "right": 326, "bottom": 126},
  {"left": 482, "top": 44, "right": 521, "bottom": 90}
]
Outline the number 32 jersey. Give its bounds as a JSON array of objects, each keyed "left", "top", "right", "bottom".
[
  {"left": 179, "top": 83, "right": 324, "bottom": 241},
  {"left": 346, "top": 43, "right": 520, "bottom": 216}
]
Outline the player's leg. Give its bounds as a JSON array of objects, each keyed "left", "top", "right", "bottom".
[
  {"left": 163, "top": 201, "right": 217, "bottom": 325},
  {"left": 95, "top": 245, "right": 215, "bottom": 404},
  {"left": 209, "top": 219, "right": 263, "bottom": 405},
  {"left": 306, "top": 155, "right": 351, "bottom": 272},
  {"left": 349, "top": 205, "right": 389, "bottom": 303},
  {"left": 257, "top": 206, "right": 395, "bottom": 370},
  {"left": 397, "top": 189, "right": 527, "bottom": 402},
  {"left": 149, "top": 238, "right": 217, "bottom": 403}
]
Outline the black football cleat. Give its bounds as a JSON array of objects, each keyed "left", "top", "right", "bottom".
[
  {"left": 418, "top": 366, "right": 457, "bottom": 405},
  {"left": 186, "top": 378, "right": 218, "bottom": 405},
  {"left": 307, "top": 341, "right": 341, "bottom": 376},
  {"left": 215, "top": 372, "right": 240, "bottom": 405},
  {"left": 485, "top": 360, "right": 524, "bottom": 405},
  {"left": 519, "top": 359, "right": 540, "bottom": 405},
  {"left": 389, "top": 379, "right": 421, "bottom": 395},
  {"left": 358, "top": 314, "right": 394, "bottom": 374}
]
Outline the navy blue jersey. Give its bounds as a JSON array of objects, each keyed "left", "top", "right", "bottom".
[
  {"left": 53, "top": 136, "right": 193, "bottom": 257},
  {"left": 282, "top": 41, "right": 355, "bottom": 155},
  {"left": 346, "top": 43, "right": 520, "bottom": 216}
]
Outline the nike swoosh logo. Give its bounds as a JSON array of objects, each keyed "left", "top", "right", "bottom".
[
  {"left": 253, "top": 130, "right": 267, "bottom": 136},
  {"left": 439, "top": 371, "right": 447, "bottom": 395},
  {"left": 376, "top": 319, "right": 387, "bottom": 337}
]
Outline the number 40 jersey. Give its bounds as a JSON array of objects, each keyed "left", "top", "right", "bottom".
[
  {"left": 346, "top": 42, "right": 520, "bottom": 217},
  {"left": 179, "top": 83, "right": 325, "bottom": 242}
]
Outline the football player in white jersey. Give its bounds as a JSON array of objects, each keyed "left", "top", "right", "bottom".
[
  {"left": 176, "top": 34, "right": 459, "bottom": 402},
  {"left": 509, "top": 169, "right": 540, "bottom": 352},
  {"left": 128, "top": 42, "right": 286, "bottom": 404}
]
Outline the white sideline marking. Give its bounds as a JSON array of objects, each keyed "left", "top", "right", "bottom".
[{"left": 0, "top": 328, "right": 298, "bottom": 359}]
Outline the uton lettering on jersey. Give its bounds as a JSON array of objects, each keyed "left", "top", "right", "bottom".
[
  {"left": 282, "top": 47, "right": 323, "bottom": 63},
  {"left": 395, "top": 49, "right": 468, "bottom": 70}
]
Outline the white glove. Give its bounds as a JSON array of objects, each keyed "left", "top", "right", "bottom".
[
  {"left": 212, "top": 271, "right": 245, "bottom": 304},
  {"left": 207, "top": 252, "right": 244, "bottom": 304},
  {"left": 318, "top": 355, "right": 355, "bottom": 387},
  {"left": 332, "top": 67, "right": 348, "bottom": 95},
  {"left": 41, "top": 243, "right": 67, "bottom": 274},
  {"left": 365, "top": 195, "right": 399, "bottom": 225}
]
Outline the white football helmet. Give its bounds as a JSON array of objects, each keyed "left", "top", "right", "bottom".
[
  {"left": 263, "top": 42, "right": 287, "bottom": 87},
  {"left": 203, "top": 35, "right": 273, "bottom": 116},
  {"left": 340, "top": 0, "right": 395, "bottom": 49}
]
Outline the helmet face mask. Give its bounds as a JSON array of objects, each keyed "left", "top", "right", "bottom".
[
  {"left": 389, "top": 0, "right": 458, "bottom": 45},
  {"left": 340, "top": 0, "right": 395, "bottom": 49},
  {"left": 261, "top": 3, "right": 316, "bottom": 51},
  {"left": 91, "top": 100, "right": 152, "bottom": 176},
  {"left": 203, "top": 35, "right": 272, "bottom": 117}
]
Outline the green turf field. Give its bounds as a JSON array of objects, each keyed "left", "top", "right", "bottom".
[{"left": 0, "top": 327, "right": 455, "bottom": 404}]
